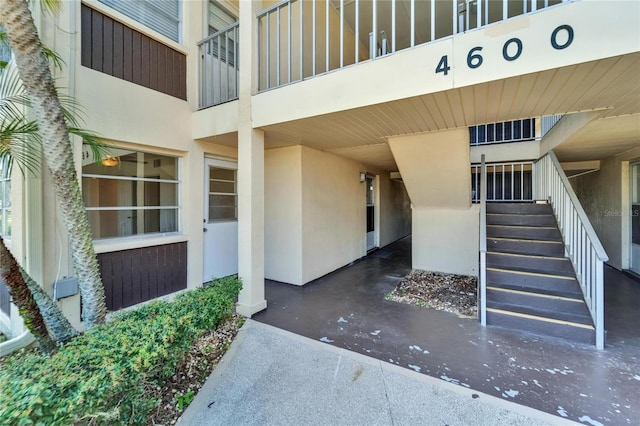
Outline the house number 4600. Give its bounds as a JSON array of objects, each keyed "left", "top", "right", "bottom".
[{"left": 435, "top": 24, "right": 574, "bottom": 75}]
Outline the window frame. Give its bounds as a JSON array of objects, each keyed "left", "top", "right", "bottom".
[{"left": 81, "top": 145, "right": 182, "bottom": 241}]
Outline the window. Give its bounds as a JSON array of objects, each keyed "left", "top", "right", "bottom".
[
  {"left": 208, "top": 166, "right": 236, "bottom": 221},
  {"left": 98, "top": 0, "right": 181, "bottom": 42},
  {"left": 0, "top": 158, "right": 11, "bottom": 238},
  {"left": 82, "top": 145, "right": 180, "bottom": 239},
  {"left": 207, "top": 0, "right": 237, "bottom": 66}
]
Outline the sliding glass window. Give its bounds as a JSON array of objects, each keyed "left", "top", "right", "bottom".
[{"left": 81, "top": 145, "right": 180, "bottom": 239}]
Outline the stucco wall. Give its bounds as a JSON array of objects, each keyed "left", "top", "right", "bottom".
[
  {"left": 264, "top": 146, "right": 303, "bottom": 284},
  {"left": 264, "top": 145, "right": 411, "bottom": 285},
  {"left": 300, "top": 146, "right": 366, "bottom": 283},
  {"left": 571, "top": 146, "right": 640, "bottom": 270},
  {"left": 378, "top": 175, "right": 412, "bottom": 247}
]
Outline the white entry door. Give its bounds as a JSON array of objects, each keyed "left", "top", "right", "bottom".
[
  {"left": 631, "top": 162, "right": 640, "bottom": 274},
  {"left": 203, "top": 158, "right": 238, "bottom": 282},
  {"left": 366, "top": 175, "right": 377, "bottom": 251}
]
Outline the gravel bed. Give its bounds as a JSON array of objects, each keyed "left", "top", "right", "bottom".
[{"left": 387, "top": 269, "right": 478, "bottom": 317}]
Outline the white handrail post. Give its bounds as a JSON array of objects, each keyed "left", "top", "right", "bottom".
[
  {"left": 596, "top": 260, "right": 604, "bottom": 349},
  {"left": 479, "top": 154, "right": 487, "bottom": 326}
]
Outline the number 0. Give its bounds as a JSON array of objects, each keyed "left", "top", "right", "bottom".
[{"left": 435, "top": 55, "right": 451, "bottom": 75}]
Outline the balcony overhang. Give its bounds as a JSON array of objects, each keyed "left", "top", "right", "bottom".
[
  {"left": 254, "top": 0, "right": 638, "bottom": 171},
  {"left": 254, "top": 0, "right": 638, "bottom": 129}
]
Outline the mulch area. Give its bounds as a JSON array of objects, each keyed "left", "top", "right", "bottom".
[
  {"left": 387, "top": 269, "right": 478, "bottom": 317},
  {"left": 148, "top": 315, "right": 244, "bottom": 425}
]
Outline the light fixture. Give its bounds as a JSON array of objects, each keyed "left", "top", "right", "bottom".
[
  {"left": 101, "top": 156, "right": 119, "bottom": 167},
  {"left": 360, "top": 172, "right": 366, "bottom": 182}
]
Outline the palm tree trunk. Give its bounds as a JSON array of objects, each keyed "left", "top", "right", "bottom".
[
  {"left": 0, "top": 236, "right": 55, "bottom": 353},
  {"left": 0, "top": 0, "right": 107, "bottom": 327},
  {"left": 20, "top": 265, "right": 78, "bottom": 343}
]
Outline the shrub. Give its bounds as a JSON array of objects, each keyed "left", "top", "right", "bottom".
[{"left": 0, "top": 277, "right": 242, "bottom": 425}]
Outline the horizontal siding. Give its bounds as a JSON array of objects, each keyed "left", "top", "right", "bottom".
[
  {"left": 0, "top": 278, "right": 9, "bottom": 318},
  {"left": 81, "top": 4, "right": 186, "bottom": 100},
  {"left": 98, "top": 242, "right": 187, "bottom": 311}
]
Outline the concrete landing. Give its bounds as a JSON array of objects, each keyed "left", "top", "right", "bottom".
[{"left": 179, "top": 320, "right": 576, "bottom": 426}]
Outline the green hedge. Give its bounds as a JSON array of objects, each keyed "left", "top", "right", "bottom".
[{"left": 0, "top": 276, "right": 242, "bottom": 425}]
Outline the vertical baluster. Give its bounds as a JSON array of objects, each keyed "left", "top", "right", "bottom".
[
  {"left": 391, "top": 0, "right": 396, "bottom": 52},
  {"left": 511, "top": 163, "right": 514, "bottom": 201},
  {"left": 312, "top": 0, "right": 316, "bottom": 75},
  {"left": 431, "top": 0, "right": 436, "bottom": 41},
  {"left": 266, "top": 13, "right": 271, "bottom": 88},
  {"left": 217, "top": 34, "right": 221, "bottom": 104},
  {"left": 225, "top": 30, "right": 229, "bottom": 101},
  {"left": 355, "top": 0, "right": 359, "bottom": 63},
  {"left": 300, "top": 0, "right": 303, "bottom": 80},
  {"left": 410, "top": 0, "right": 415, "bottom": 47},
  {"left": 277, "top": 9, "right": 281, "bottom": 86},
  {"left": 503, "top": 0, "right": 508, "bottom": 20},
  {"left": 477, "top": 0, "right": 482, "bottom": 27},
  {"left": 340, "top": 0, "right": 344, "bottom": 67},
  {"left": 531, "top": 0, "right": 537, "bottom": 12},
  {"left": 501, "top": 164, "right": 505, "bottom": 200},
  {"left": 287, "top": 4, "right": 291, "bottom": 83},
  {"left": 326, "top": 0, "right": 329, "bottom": 71},
  {"left": 373, "top": 0, "right": 377, "bottom": 59},
  {"left": 234, "top": 26, "right": 238, "bottom": 98},
  {"left": 452, "top": 0, "right": 457, "bottom": 35},
  {"left": 492, "top": 165, "right": 496, "bottom": 201}
]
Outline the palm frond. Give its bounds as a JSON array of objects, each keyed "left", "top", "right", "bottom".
[{"left": 0, "top": 117, "right": 42, "bottom": 174}]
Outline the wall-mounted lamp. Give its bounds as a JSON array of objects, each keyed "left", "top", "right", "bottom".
[
  {"left": 360, "top": 172, "right": 366, "bottom": 183},
  {"left": 101, "top": 156, "right": 119, "bottom": 167}
]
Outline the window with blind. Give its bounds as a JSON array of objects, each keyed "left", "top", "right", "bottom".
[
  {"left": 98, "top": 0, "right": 181, "bottom": 42},
  {"left": 208, "top": 0, "right": 238, "bottom": 66}
]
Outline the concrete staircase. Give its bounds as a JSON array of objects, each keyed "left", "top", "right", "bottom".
[{"left": 485, "top": 203, "right": 595, "bottom": 345}]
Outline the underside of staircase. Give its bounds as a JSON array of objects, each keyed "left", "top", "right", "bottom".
[{"left": 485, "top": 202, "right": 596, "bottom": 345}]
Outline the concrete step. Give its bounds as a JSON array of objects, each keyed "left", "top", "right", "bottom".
[
  {"left": 486, "top": 287, "right": 592, "bottom": 325},
  {"left": 486, "top": 267, "right": 583, "bottom": 298},
  {"left": 486, "top": 308, "right": 595, "bottom": 345},
  {"left": 486, "top": 224, "right": 562, "bottom": 241},
  {"left": 486, "top": 238, "right": 565, "bottom": 257},
  {"left": 486, "top": 203, "right": 553, "bottom": 215},
  {"left": 486, "top": 252, "right": 575, "bottom": 277},
  {"left": 487, "top": 213, "right": 558, "bottom": 227}
]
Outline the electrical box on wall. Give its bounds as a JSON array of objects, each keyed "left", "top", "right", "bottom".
[{"left": 53, "top": 277, "right": 78, "bottom": 300}]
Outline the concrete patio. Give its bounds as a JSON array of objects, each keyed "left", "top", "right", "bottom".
[{"left": 253, "top": 236, "right": 640, "bottom": 425}]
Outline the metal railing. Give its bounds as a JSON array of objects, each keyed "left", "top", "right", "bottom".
[
  {"left": 469, "top": 119, "right": 535, "bottom": 146},
  {"left": 479, "top": 154, "right": 487, "bottom": 326},
  {"left": 534, "top": 151, "right": 608, "bottom": 349},
  {"left": 257, "top": 0, "right": 568, "bottom": 91},
  {"left": 471, "top": 161, "right": 534, "bottom": 203},
  {"left": 541, "top": 114, "right": 563, "bottom": 138},
  {"left": 198, "top": 22, "right": 239, "bottom": 110}
]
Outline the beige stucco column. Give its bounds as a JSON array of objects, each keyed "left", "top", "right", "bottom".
[{"left": 236, "top": 0, "right": 266, "bottom": 316}]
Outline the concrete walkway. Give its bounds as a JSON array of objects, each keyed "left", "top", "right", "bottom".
[{"left": 179, "top": 320, "right": 577, "bottom": 426}]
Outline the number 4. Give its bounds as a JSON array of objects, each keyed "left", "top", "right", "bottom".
[{"left": 435, "top": 55, "right": 450, "bottom": 75}]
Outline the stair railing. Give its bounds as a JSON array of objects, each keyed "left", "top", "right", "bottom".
[
  {"left": 534, "top": 151, "right": 608, "bottom": 349},
  {"left": 479, "top": 154, "right": 487, "bottom": 326}
]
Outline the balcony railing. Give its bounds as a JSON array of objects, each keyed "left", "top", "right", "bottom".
[
  {"left": 534, "top": 151, "right": 607, "bottom": 349},
  {"left": 541, "top": 114, "right": 563, "bottom": 138},
  {"left": 471, "top": 161, "right": 534, "bottom": 203},
  {"left": 469, "top": 118, "right": 535, "bottom": 146},
  {"left": 257, "top": 0, "right": 568, "bottom": 91},
  {"left": 198, "top": 22, "right": 239, "bottom": 110}
]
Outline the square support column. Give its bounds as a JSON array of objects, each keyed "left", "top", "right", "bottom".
[{"left": 236, "top": 0, "right": 266, "bottom": 316}]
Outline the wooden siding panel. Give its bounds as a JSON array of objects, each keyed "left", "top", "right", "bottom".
[
  {"left": 90, "top": 10, "right": 103, "bottom": 72},
  {"left": 98, "top": 242, "right": 187, "bottom": 311},
  {"left": 80, "top": 5, "right": 92, "bottom": 68},
  {"left": 102, "top": 17, "right": 113, "bottom": 75},
  {"left": 112, "top": 20, "right": 124, "bottom": 79},
  {"left": 80, "top": 4, "right": 186, "bottom": 100},
  {"left": 122, "top": 25, "right": 133, "bottom": 81}
]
